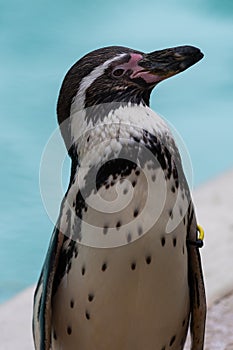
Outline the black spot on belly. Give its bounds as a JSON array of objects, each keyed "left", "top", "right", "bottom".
[
  {"left": 146, "top": 256, "right": 152, "bottom": 264},
  {"left": 101, "top": 262, "right": 107, "bottom": 271},
  {"left": 161, "top": 236, "right": 166, "bottom": 246},
  {"left": 169, "top": 335, "right": 176, "bottom": 346},
  {"left": 53, "top": 330, "right": 57, "bottom": 340},
  {"left": 169, "top": 209, "right": 173, "bottom": 219},
  {"left": 133, "top": 208, "right": 139, "bottom": 217},
  {"left": 103, "top": 225, "right": 108, "bottom": 234},
  {"left": 173, "top": 237, "right": 177, "bottom": 247},
  {"left": 67, "top": 326, "right": 72, "bottom": 335},
  {"left": 151, "top": 174, "right": 156, "bottom": 182},
  {"left": 88, "top": 293, "right": 94, "bottom": 302},
  {"left": 70, "top": 299, "right": 74, "bottom": 308},
  {"left": 179, "top": 207, "right": 183, "bottom": 216},
  {"left": 135, "top": 170, "right": 140, "bottom": 176},
  {"left": 116, "top": 221, "right": 121, "bottom": 230},
  {"left": 85, "top": 311, "right": 90, "bottom": 320},
  {"left": 74, "top": 246, "right": 78, "bottom": 258},
  {"left": 123, "top": 188, "right": 128, "bottom": 195},
  {"left": 127, "top": 233, "right": 132, "bottom": 243},
  {"left": 132, "top": 180, "right": 137, "bottom": 187},
  {"left": 171, "top": 185, "right": 176, "bottom": 193},
  {"left": 138, "top": 226, "right": 143, "bottom": 236},
  {"left": 81, "top": 266, "right": 86, "bottom": 275},
  {"left": 131, "top": 262, "right": 136, "bottom": 270}
]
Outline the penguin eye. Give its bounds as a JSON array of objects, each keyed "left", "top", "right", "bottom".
[{"left": 112, "top": 68, "right": 125, "bottom": 77}]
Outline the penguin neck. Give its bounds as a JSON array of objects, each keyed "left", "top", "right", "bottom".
[
  {"left": 66, "top": 99, "right": 171, "bottom": 165},
  {"left": 65, "top": 101, "right": 168, "bottom": 194}
]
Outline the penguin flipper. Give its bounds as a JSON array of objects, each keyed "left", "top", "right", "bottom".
[
  {"left": 187, "top": 204, "right": 206, "bottom": 350},
  {"left": 32, "top": 227, "right": 65, "bottom": 350}
]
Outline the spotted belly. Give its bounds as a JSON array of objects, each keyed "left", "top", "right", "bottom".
[{"left": 51, "top": 163, "right": 190, "bottom": 350}]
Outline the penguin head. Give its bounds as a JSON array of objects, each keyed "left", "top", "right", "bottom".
[{"left": 57, "top": 45, "right": 203, "bottom": 149}]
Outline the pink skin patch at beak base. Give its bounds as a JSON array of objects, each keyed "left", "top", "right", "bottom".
[{"left": 120, "top": 53, "right": 163, "bottom": 84}]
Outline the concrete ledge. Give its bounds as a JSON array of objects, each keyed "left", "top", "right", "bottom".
[
  {"left": 193, "top": 169, "right": 233, "bottom": 305},
  {"left": 0, "top": 287, "right": 34, "bottom": 349}
]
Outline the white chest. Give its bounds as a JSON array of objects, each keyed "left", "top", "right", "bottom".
[
  {"left": 51, "top": 104, "right": 191, "bottom": 349},
  {"left": 52, "top": 168, "right": 190, "bottom": 350}
]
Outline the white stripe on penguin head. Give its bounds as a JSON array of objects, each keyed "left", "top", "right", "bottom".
[{"left": 71, "top": 53, "right": 127, "bottom": 114}]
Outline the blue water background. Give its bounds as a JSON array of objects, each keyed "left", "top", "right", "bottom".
[{"left": 1, "top": 0, "right": 233, "bottom": 302}]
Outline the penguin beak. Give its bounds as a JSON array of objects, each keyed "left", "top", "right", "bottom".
[{"left": 137, "top": 45, "right": 204, "bottom": 83}]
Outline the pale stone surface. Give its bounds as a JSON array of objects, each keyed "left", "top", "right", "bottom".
[
  {"left": 193, "top": 169, "right": 233, "bottom": 306},
  {"left": 0, "top": 287, "right": 34, "bottom": 349},
  {"left": 1, "top": 169, "right": 233, "bottom": 349},
  {"left": 204, "top": 291, "right": 233, "bottom": 350},
  {"left": 184, "top": 291, "right": 233, "bottom": 349}
]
